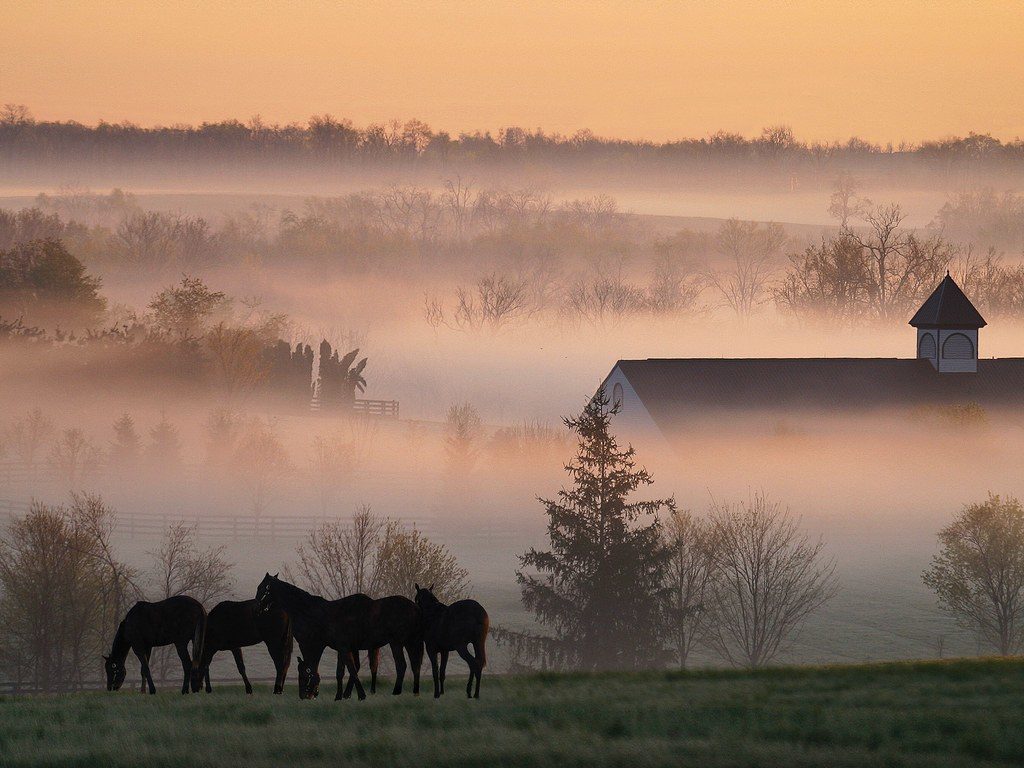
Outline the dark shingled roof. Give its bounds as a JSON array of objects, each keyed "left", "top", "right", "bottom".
[
  {"left": 612, "top": 358, "right": 1024, "bottom": 428},
  {"left": 909, "top": 274, "right": 987, "bottom": 329}
]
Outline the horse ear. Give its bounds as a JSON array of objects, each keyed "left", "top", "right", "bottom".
[
  {"left": 273, "top": 572, "right": 279, "bottom": 579},
  {"left": 414, "top": 582, "right": 420, "bottom": 592},
  {"left": 297, "top": 656, "right": 304, "bottom": 664},
  {"left": 428, "top": 583, "right": 435, "bottom": 592},
  {"left": 102, "top": 655, "right": 109, "bottom": 662}
]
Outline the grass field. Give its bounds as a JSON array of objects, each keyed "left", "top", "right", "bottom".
[{"left": 1, "top": 658, "right": 1022, "bottom": 768}]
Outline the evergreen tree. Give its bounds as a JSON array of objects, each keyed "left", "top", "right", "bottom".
[
  {"left": 146, "top": 413, "right": 182, "bottom": 469},
  {"left": 517, "top": 388, "right": 674, "bottom": 670},
  {"left": 109, "top": 413, "right": 141, "bottom": 470}
]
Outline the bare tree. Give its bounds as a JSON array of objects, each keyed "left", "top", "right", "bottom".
[
  {"left": 827, "top": 172, "right": 871, "bottom": 231},
  {"left": 4, "top": 407, "right": 54, "bottom": 479},
  {"left": 444, "top": 402, "right": 483, "bottom": 475},
  {"left": 708, "top": 492, "right": 837, "bottom": 668},
  {"left": 147, "top": 523, "right": 234, "bottom": 605},
  {"left": 291, "top": 507, "right": 469, "bottom": 601},
  {"left": 562, "top": 265, "right": 647, "bottom": 326},
  {"left": 233, "top": 418, "right": 291, "bottom": 516},
  {"left": 442, "top": 176, "right": 475, "bottom": 240},
  {"left": 376, "top": 522, "right": 470, "bottom": 601},
  {"left": 705, "top": 220, "right": 786, "bottom": 318},
  {"left": 48, "top": 428, "right": 102, "bottom": 490},
  {"left": 431, "top": 273, "right": 536, "bottom": 331},
  {"left": 663, "top": 509, "right": 721, "bottom": 669},
  {"left": 205, "top": 323, "right": 270, "bottom": 403},
  {"left": 848, "top": 203, "right": 950, "bottom": 321},
  {"left": 923, "top": 493, "right": 1024, "bottom": 656},
  {"left": 146, "top": 523, "right": 234, "bottom": 682},
  {"left": 0, "top": 496, "right": 136, "bottom": 691},
  {"left": 292, "top": 506, "right": 385, "bottom": 598}
]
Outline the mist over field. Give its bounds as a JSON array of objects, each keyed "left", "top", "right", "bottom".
[{"left": 4, "top": 110, "right": 1024, "bottom": 682}]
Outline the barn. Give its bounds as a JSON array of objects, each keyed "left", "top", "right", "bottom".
[{"left": 599, "top": 273, "right": 1024, "bottom": 443}]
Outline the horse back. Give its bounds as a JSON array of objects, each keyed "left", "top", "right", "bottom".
[
  {"left": 207, "top": 599, "right": 263, "bottom": 650},
  {"left": 125, "top": 595, "right": 205, "bottom": 647}
]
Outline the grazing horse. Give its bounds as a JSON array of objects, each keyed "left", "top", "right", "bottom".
[
  {"left": 414, "top": 584, "right": 488, "bottom": 699},
  {"left": 255, "top": 573, "right": 422, "bottom": 701},
  {"left": 190, "top": 599, "right": 292, "bottom": 694},
  {"left": 255, "top": 573, "right": 364, "bottom": 700},
  {"left": 103, "top": 595, "right": 207, "bottom": 695}
]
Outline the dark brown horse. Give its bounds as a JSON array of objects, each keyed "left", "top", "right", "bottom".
[
  {"left": 189, "top": 599, "right": 292, "bottom": 694},
  {"left": 414, "top": 584, "right": 488, "bottom": 699},
  {"left": 103, "top": 595, "right": 207, "bottom": 695},
  {"left": 256, "top": 574, "right": 422, "bottom": 701}
]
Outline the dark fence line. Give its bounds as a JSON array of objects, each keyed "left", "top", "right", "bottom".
[{"left": 0, "top": 498, "right": 438, "bottom": 541}]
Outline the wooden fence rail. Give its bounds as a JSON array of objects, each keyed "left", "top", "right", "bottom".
[
  {"left": 353, "top": 398, "right": 399, "bottom": 418},
  {"left": 0, "top": 499, "right": 435, "bottom": 541}
]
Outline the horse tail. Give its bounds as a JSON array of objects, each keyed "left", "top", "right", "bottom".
[
  {"left": 192, "top": 606, "right": 208, "bottom": 670},
  {"left": 477, "top": 611, "right": 489, "bottom": 670}
]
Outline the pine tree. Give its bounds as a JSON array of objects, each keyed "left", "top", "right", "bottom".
[
  {"left": 109, "top": 413, "right": 141, "bottom": 470},
  {"left": 517, "top": 388, "right": 674, "bottom": 670}
]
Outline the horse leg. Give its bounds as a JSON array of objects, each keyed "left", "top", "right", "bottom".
[
  {"left": 136, "top": 647, "right": 156, "bottom": 695},
  {"left": 427, "top": 648, "right": 441, "bottom": 699},
  {"left": 370, "top": 647, "right": 380, "bottom": 695},
  {"left": 175, "top": 641, "right": 192, "bottom": 694},
  {"left": 439, "top": 650, "right": 449, "bottom": 696},
  {"left": 266, "top": 638, "right": 287, "bottom": 695},
  {"left": 205, "top": 667, "right": 211, "bottom": 694},
  {"left": 470, "top": 640, "right": 483, "bottom": 699},
  {"left": 336, "top": 651, "right": 351, "bottom": 701},
  {"left": 231, "top": 648, "right": 253, "bottom": 694},
  {"left": 407, "top": 640, "right": 423, "bottom": 695},
  {"left": 344, "top": 649, "right": 366, "bottom": 701},
  {"left": 455, "top": 644, "right": 477, "bottom": 699},
  {"left": 390, "top": 643, "right": 406, "bottom": 695}
]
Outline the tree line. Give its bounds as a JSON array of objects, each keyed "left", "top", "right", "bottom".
[{"left": 4, "top": 104, "right": 1023, "bottom": 181}]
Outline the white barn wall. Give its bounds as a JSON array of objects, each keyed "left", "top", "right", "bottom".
[{"left": 599, "top": 365, "right": 666, "bottom": 449}]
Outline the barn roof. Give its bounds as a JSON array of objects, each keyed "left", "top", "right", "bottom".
[
  {"left": 909, "top": 273, "right": 987, "bottom": 329},
  {"left": 611, "top": 357, "right": 1024, "bottom": 428}
]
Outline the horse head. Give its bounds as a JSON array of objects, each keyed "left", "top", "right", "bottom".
[
  {"left": 103, "top": 654, "right": 126, "bottom": 691},
  {"left": 296, "top": 656, "right": 320, "bottom": 700},
  {"left": 413, "top": 583, "right": 438, "bottom": 611},
  {"left": 255, "top": 572, "right": 280, "bottom": 615}
]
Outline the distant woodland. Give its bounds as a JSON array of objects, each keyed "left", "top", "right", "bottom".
[{"left": 3, "top": 104, "right": 1024, "bottom": 187}]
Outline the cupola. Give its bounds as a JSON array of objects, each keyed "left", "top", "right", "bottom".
[{"left": 909, "top": 273, "right": 986, "bottom": 373}]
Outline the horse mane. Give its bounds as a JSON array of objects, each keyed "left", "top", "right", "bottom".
[
  {"left": 270, "top": 577, "right": 328, "bottom": 616},
  {"left": 109, "top": 619, "right": 131, "bottom": 662}
]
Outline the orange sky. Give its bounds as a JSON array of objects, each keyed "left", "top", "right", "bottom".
[{"left": 2, "top": 0, "right": 1022, "bottom": 144}]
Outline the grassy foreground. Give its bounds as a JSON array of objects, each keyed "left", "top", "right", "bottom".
[{"left": 1, "top": 659, "right": 1022, "bottom": 768}]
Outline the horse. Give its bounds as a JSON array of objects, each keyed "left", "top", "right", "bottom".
[
  {"left": 103, "top": 595, "right": 207, "bottom": 695},
  {"left": 255, "top": 573, "right": 422, "bottom": 701},
  {"left": 255, "top": 573, "right": 365, "bottom": 700},
  {"left": 189, "top": 599, "right": 292, "bottom": 694},
  {"left": 414, "top": 583, "right": 488, "bottom": 699}
]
